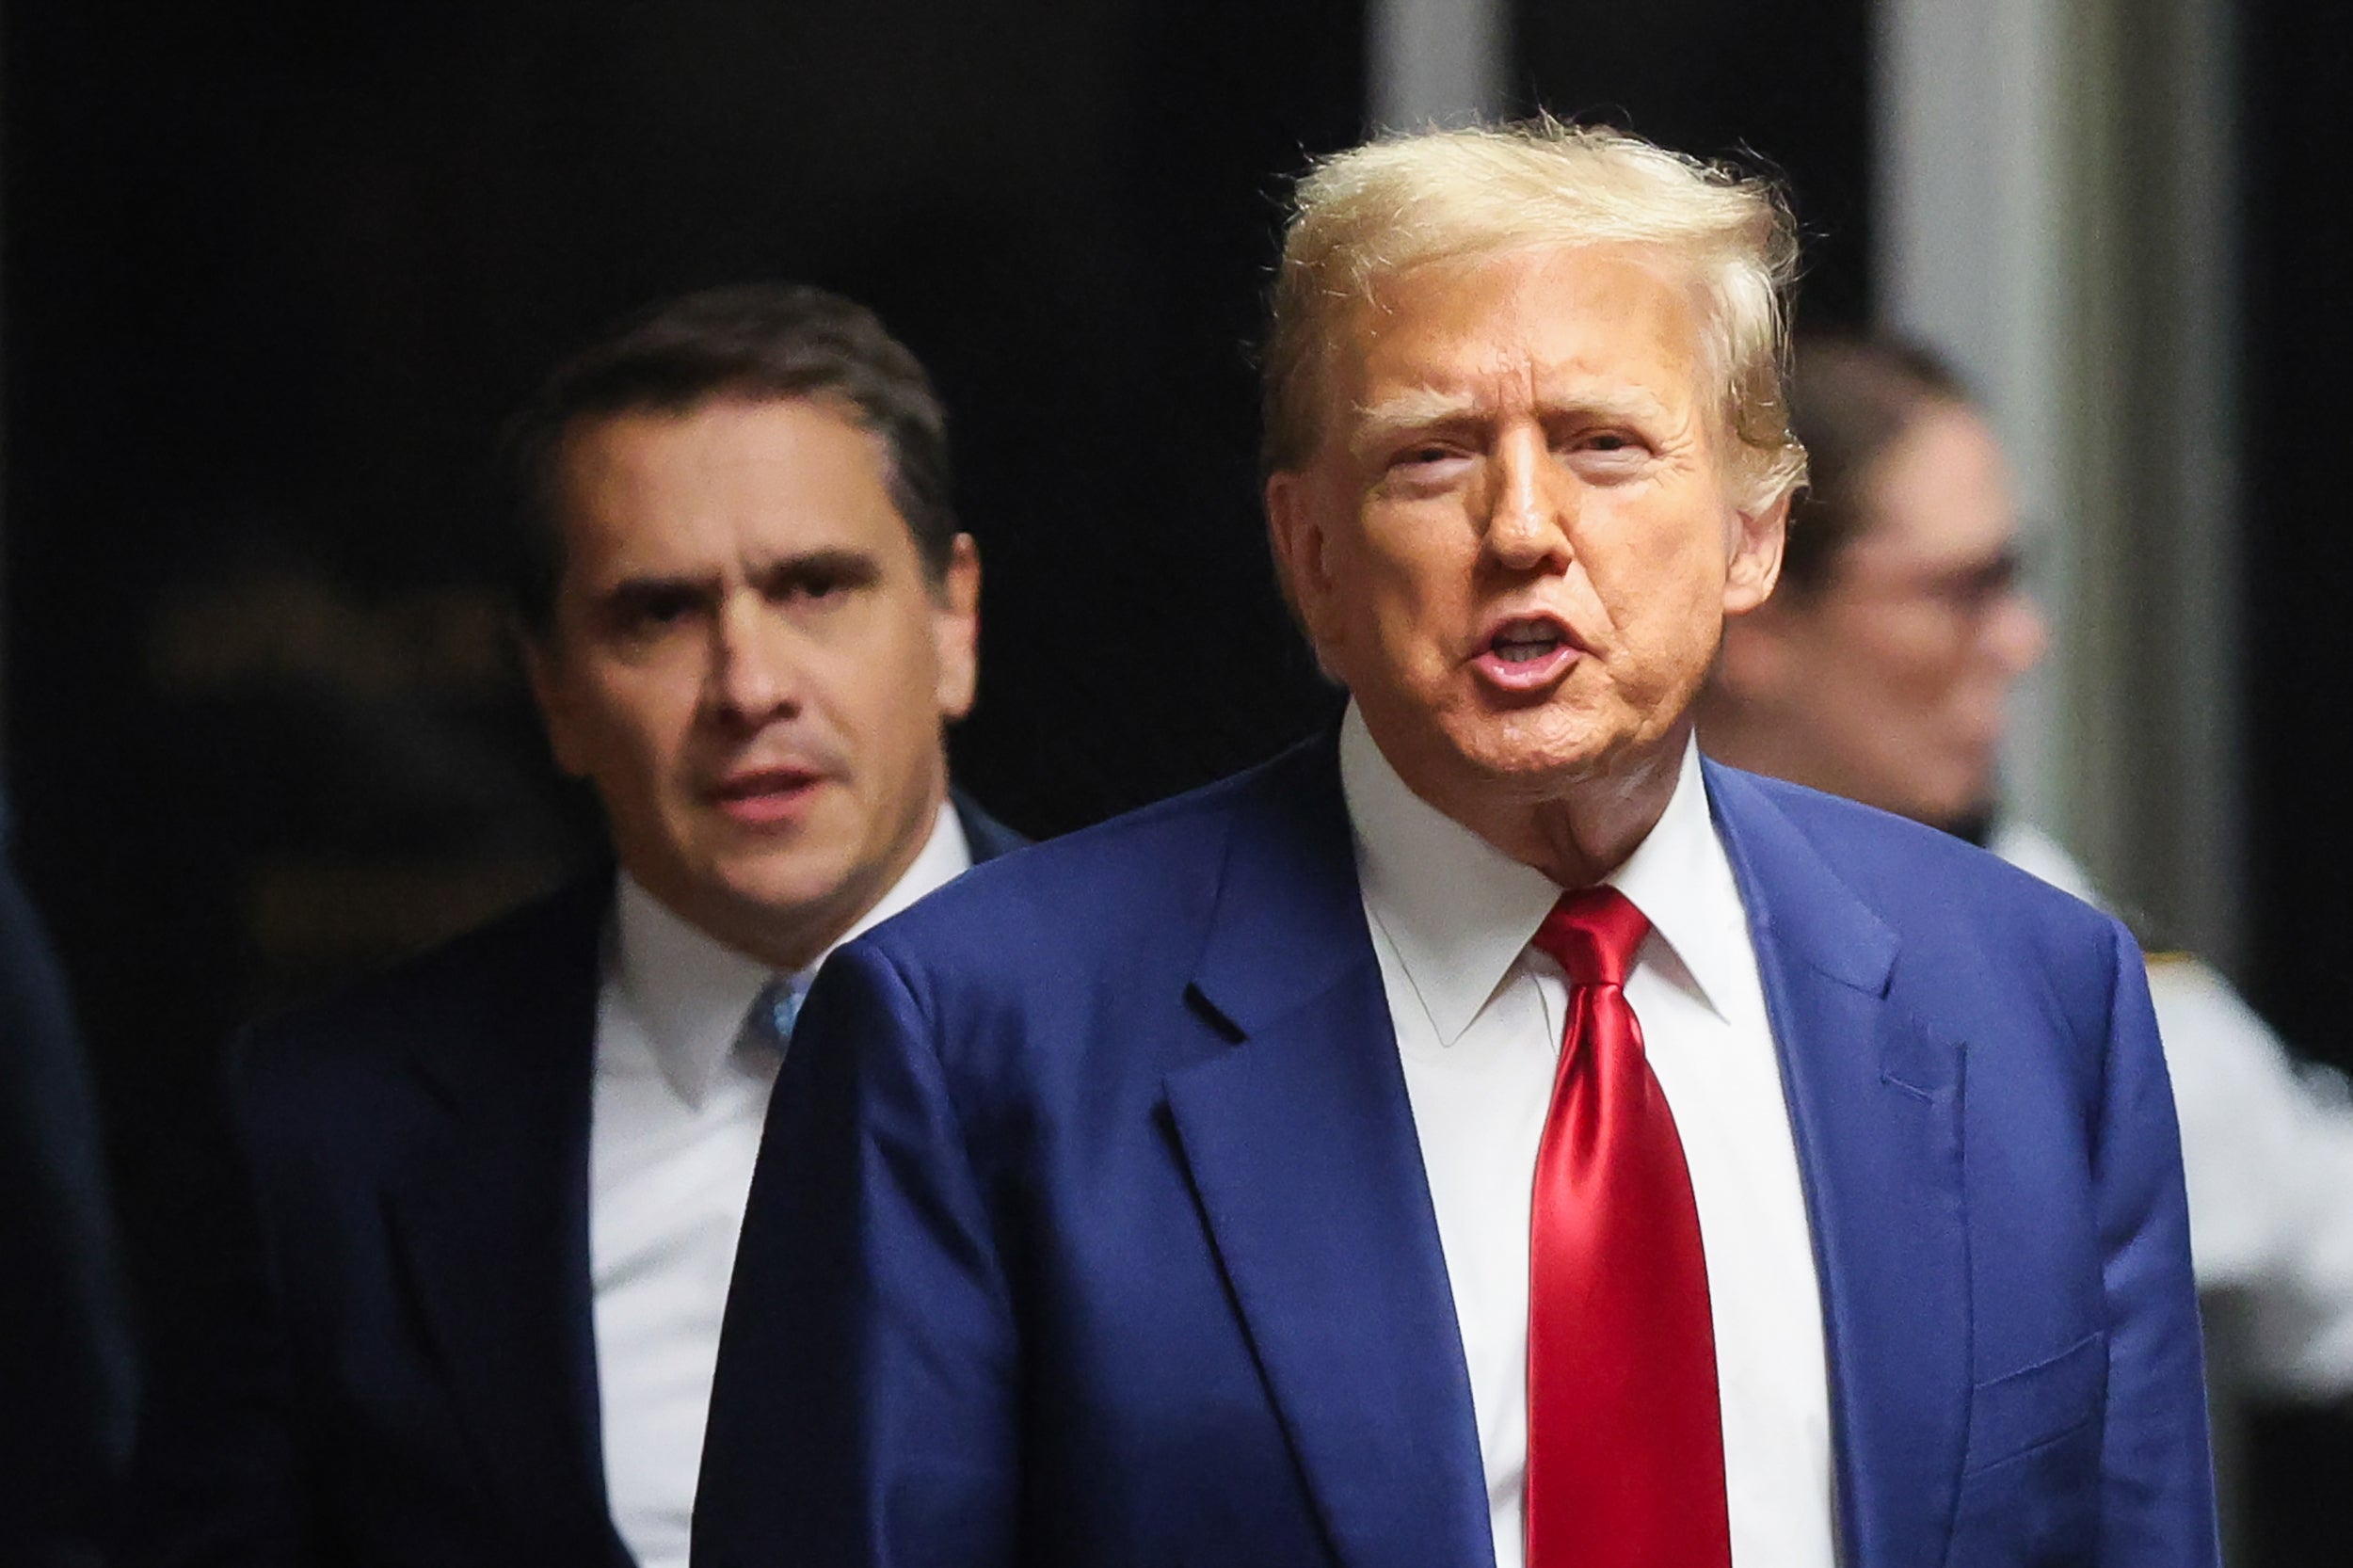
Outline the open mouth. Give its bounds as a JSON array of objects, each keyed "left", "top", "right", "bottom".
[
  {"left": 1492, "top": 622, "right": 1566, "bottom": 664},
  {"left": 1472, "top": 616, "right": 1582, "bottom": 689}
]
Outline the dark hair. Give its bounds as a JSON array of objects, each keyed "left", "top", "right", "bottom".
[
  {"left": 502, "top": 283, "right": 956, "bottom": 634},
  {"left": 1781, "top": 335, "right": 1972, "bottom": 592}
]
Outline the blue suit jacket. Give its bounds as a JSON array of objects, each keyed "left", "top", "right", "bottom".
[
  {"left": 696, "top": 738, "right": 2217, "bottom": 1568},
  {"left": 122, "top": 793, "right": 1023, "bottom": 1568}
]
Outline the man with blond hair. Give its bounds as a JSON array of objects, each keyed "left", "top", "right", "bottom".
[{"left": 694, "top": 123, "right": 2217, "bottom": 1568}]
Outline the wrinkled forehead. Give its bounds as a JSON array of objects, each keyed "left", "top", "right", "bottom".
[{"left": 1322, "top": 243, "right": 1716, "bottom": 424}]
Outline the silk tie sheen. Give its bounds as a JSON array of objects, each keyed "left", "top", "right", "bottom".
[
  {"left": 1526, "top": 888, "right": 1731, "bottom": 1568},
  {"left": 744, "top": 976, "right": 805, "bottom": 1055}
]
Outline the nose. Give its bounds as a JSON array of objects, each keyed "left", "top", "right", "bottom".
[
  {"left": 703, "top": 590, "right": 802, "bottom": 728},
  {"left": 1481, "top": 426, "right": 1573, "bottom": 573},
  {"left": 1982, "top": 587, "right": 2050, "bottom": 681}
]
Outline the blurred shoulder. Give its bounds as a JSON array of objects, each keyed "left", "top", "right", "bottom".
[
  {"left": 860, "top": 744, "right": 1321, "bottom": 970},
  {"left": 239, "top": 878, "right": 607, "bottom": 1102}
]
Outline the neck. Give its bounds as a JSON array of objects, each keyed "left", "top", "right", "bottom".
[
  {"left": 633, "top": 782, "right": 950, "bottom": 975},
  {"left": 1410, "top": 722, "right": 1690, "bottom": 889}
]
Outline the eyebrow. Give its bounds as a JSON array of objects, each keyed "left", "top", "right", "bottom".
[
  {"left": 1347, "top": 385, "right": 1679, "bottom": 456},
  {"left": 748, "top": 547, "right": 882, "bottom": 593},
  {"left": 1348, "top": 390, "right": 1483, "bottom": 456},
  {"left": 591, "top": 547, "right": 884, "bottom": 611},
  {"left": 587, "top": 575, "right": 714, "bottom": 632}
]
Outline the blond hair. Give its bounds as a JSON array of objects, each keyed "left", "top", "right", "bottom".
[{"left": 1262, "top": 118, "right": 1807, "bottom": 512}]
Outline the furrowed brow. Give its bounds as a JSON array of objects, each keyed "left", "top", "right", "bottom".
[
  {"left": 600, "top": 569, "right": 712, "bottom": 603},
  {"left": 1348, "top": 389, "right": 1484, "bottom": 456},
  {"left": 1532, "top": 386, "right": 1676, "bottom": 428}
]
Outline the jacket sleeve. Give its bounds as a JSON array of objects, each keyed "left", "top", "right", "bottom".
[
  {"left": 2090, "top": 920, "right": 2223, "bottom": 1566},
  {"left": 693, "top": 938, "right": 1021, "bottom": 1568}
]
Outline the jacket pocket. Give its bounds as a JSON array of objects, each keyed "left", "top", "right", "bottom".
[{"left": 1961, "top": 1328, "right": 2107, "bottom": 1475}]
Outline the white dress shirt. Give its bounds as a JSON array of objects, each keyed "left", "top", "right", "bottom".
[
  {"left": 590, "top": 804, "right": 971, "bottom": 1568},
  {"left": 1339, "top": 705, "right": 1836, "bottom": 1568}
]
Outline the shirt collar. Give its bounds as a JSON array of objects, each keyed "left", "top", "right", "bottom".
[
  {"left": 1607, "top": 736, "right": 1754, "bottom": 1024},
  {"left": 1339, "top": 703, "right": 1749, "bottom": 1046},
  {"left": 610, "top": 800, "right": 973, "bottom": 1102}
]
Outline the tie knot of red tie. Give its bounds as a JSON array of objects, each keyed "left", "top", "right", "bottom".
[{"left": 1532, "top": 886, "right": 1650, "bottom": 988}]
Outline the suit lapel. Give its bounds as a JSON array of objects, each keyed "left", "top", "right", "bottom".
[
  {"left": 1705, "top": 764, "right": 1971, "bottom": 1568},
  {"left": 377, "top": 806, "right": 1016, "bottom": 1558},
  {"left": 383, "top": 882, "right": 628, "bottom": 1565},
  {"left": 1165, "top": 739, "right": 1495, "bottom": 1568}
]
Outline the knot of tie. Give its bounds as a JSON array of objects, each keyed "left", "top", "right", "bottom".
[
  {"left": 1531, "top": 886, "right": 1651, "bottom": 988},
  {"left": 744, "top": 975, "right": 806, "bottom": 1055}
]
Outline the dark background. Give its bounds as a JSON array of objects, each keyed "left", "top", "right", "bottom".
[
  {"left": 0, "top": 0, "right": 1872, "bottom": 1322},
  {"left": 4, "top": 0, "right": 2344, "bottom": 1560},
  {"left": 2235, "top": 2, "right": 2353, "bottom": 1560}
]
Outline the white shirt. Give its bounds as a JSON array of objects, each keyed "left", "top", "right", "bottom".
[
  {"left": 1339, "top": 705, "right": 1836, "bottom": 1568},
  {"left": 590, "top": 805, "right": 972, "bottom": 1568}
]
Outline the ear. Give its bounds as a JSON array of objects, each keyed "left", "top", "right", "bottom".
[
  {"left": 1266, "top": 469, "right": 1342, "bottom": 664},
  {"left": 1722, "top": 488, "right": 1791, "bottom": 616},
  {"left": 523, "top": 635, "right": 591, "bottom": 779},
  {"left": 931, "top": 534, "right": 982, "bottom": 721}
]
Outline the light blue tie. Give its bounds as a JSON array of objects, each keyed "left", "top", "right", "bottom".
[{"left": 745, "top": 975, "right": 806, "bottom": 1054}]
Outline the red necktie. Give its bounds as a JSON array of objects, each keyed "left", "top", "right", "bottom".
[{"left": 1525, "top": 888, "right": 1731, "bottom": 1568}]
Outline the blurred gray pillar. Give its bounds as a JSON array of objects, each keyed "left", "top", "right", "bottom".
[
  {"left": 0, "top": 33, "right": 8, "bottom": 770},
  {"left": 1876, "top": 0, "right": 2069, "bottom": 857},
  {"left": 1369, "top": 0, "right": 1507, "bottom": 128},
  {"left": 1877, "top": 0, "right": 2244, "bottom": 970}
]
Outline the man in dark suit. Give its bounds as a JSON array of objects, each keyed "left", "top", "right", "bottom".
[
  {"left": 123, "top": 284, "right": 1022, "bottom": 1568},
  {"left": 695, "top": 124, "right": 2217, "bottom": 1568}
]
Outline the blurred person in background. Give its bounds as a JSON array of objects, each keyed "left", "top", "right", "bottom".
[
  {"left": 120, "top": 284, "right": 1025, "bottom": 1568},
  {"left": 1699, "top": 334, "right": 2353, "bottom": 1400},
  {"left": 0, "top": 787, "right": 136, "bottom": 1568}
]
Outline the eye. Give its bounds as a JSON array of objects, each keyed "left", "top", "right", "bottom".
[
  {"left": 1570, "top": 426, "right": 1650, "bottom": 456},
  {"left": 603, "top": 584, "right": 704, "bottom": 636},
  {"left": 784, "top": 569, "right": 844, "bottom": 602},
  {"left": 1380, "top": 453, "right": 1468, "bottom": 502},
  {"left": 1562, "top": 426, "right": 1653, "bottom": 479},
  {"left": 1945, "top": 549, "right": 2027, "bottom": 613},
  {"left": 1384, "top": 439, "right": 1480, "bottom": 490},
  {"left": 762, "top": 552, "right": 882, "bottom": 607}
]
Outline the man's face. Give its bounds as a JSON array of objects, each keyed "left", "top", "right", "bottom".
[
  {"left": 527, "top": 396, "right": 979, "bottom": 968},
  {"left": 1729, "top": 401, "right": 2047, "bottom": 828},
  {"left": 1268, "top": 243, "right": 1785, "bottom": 819}
]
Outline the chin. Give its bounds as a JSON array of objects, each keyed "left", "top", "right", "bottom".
[
  {"left": 718, "top": 853, "right": 859, "bottom": 921},
  {"left": 1447, "top": 707, "right": 1656, "bottom": 790},
  {"left": 1420, "top": 742, "right": 1611, "bottom": 814},
  {"left": 1900, "top": 782, "right": 1994, "bottom": 837}
]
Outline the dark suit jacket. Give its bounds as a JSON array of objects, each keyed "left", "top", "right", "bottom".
[
  {"left": 695, "top": 738, "right": 2217, "bottom": 1568},
  {"left": 1, "top": 792, "right": 135, "bottom": 1566},
  {"left": 122, "top": 792, "right": 1022, "bottom": 1568}
]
